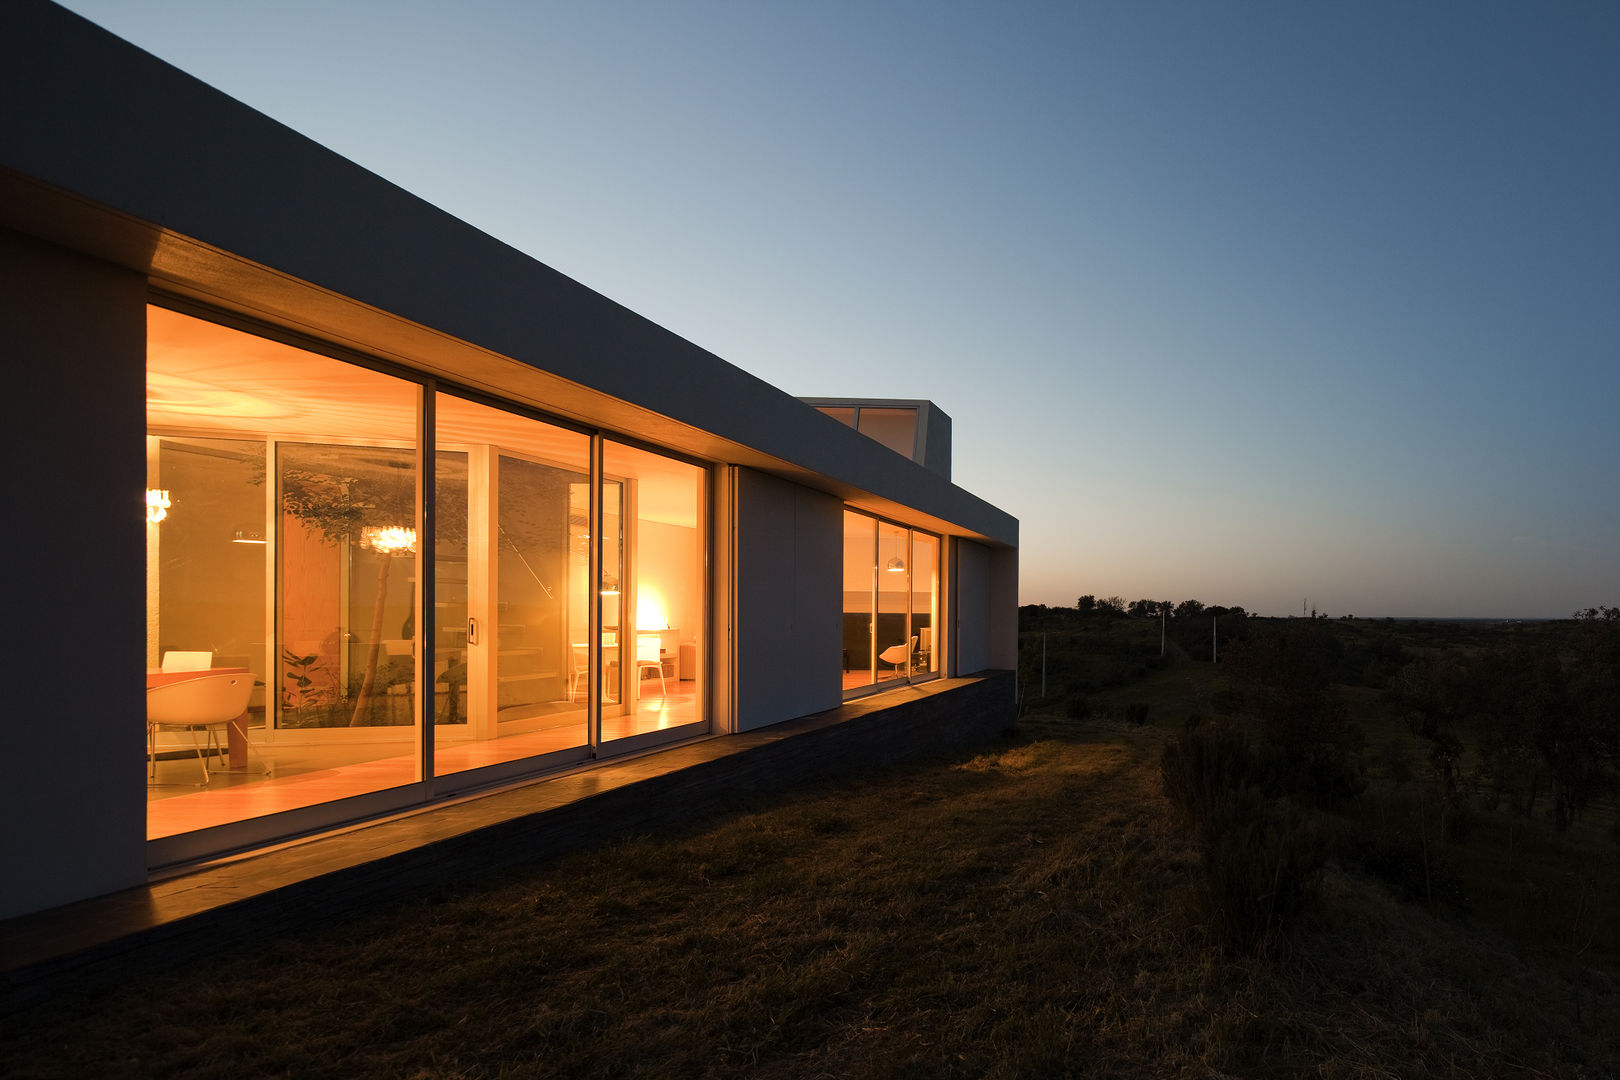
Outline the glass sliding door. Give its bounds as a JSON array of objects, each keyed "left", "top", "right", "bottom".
[
  {"left": 842, "top": 511, "right": 877, "bottom": 690},
  {"left": 433, "top": 393, "right": 592, "bottom": 777},
  {"left": 146, "top": 306, "right": 424, "bottom": 840},
  {"left": 600, "top": 441, "right": 707, "bottom": 745},
  {"left": 841, "top": 508, "right": 941, "bottom": 696},
  {"left": 911, "top": 532, "right": 939, "bottom": 677},
  {"left": 876, "top": 521, "right": 910, "bottom": 682},
  {"left": 147, "top": 305, "right": 716, "bottom": 851}
]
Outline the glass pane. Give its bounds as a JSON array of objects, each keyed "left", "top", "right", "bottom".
[
  {"left": 816, "top": 406, "right": 856, "bottom": 428},
  {"left": 146, "top": 307, "right": 422, "bottom": 840},
  {"left": 602, "top": 441, "right": 706, "bottom": 742},
  {"left": 434, "top": 394, "right": 591, "bottom": 776},
  {"left": 278, "top": 442, "right": 418, "bottom": 730},
  {"left": 150, "top": 436, "right": 267, "bottom": 734},
  {"left": 433, "top": 450, "right": 469, "bottom": 731},
  {"left": 600, "top": 477, "right": 623, "bottom": 711},
  {"left": 856, "top": 407, "right": 917, "bottom": 459},
  {"left": 842, "top": 511, "right": 876, "bottom": 691},
  {"left": 911, "top": 532, "right": 938, "bottom": 676},
  {"left": 876, "top": 522, "right": 911, "bottom": 682}
]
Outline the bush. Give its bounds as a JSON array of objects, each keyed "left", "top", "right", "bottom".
[
  {"left": 1196, "top": 791, "right": 1324, "bottom": 955},
  {"left": 1162, "top": 726, "right": 1323, "bottom": 953},
  {"left": 1065, "top": 694, "right": 1093, "bottom": 720},
  {"left": 1161, "top": 724, "right": 1285, "bottom": 833},
  {"left": 1124, "top": 702, "right": 1150, "bottom": 726},
  {"left": 1334, "top": 792, "right": 1466, "bottom": 909}
]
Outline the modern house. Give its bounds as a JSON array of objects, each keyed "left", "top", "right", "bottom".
[{"left": 0, "top": 1, "right": 1018, "bottom": 923}]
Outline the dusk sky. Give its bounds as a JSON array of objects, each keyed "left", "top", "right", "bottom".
[{"left": 63, "top": 1, "right": 1619, "bottom": 618}]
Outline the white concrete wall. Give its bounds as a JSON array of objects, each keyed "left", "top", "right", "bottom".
[
  {"left": 952, "top": 539, "right": 992, "bottom": 675},
  {"left": 1, "top": 229, "right": 148, "bottom": 919},
  {"left": 988, "top": 544, "right": 1020, "bottom": 670},
  {"left": 733, "top": 469, "right": 842, "bottom": 732}
]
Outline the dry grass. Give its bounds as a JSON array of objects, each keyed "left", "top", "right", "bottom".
[{"left": 2, "top": 712, "right": 1616, "bottom": 1078}]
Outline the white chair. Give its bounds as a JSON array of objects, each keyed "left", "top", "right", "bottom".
[
  {"left": 160, "top": 650, "right": 213, "bottom": 673},
  {"left": 147, "top": 672, "right": 254, "bottom": 786},
  {"left": 569, "top": 644, "right": 589, "bottom": 702},
  {"left": 635, "top": 634, "right": 667, "bottom": 698},
  {"left": 878, "top": 636, "right": 918, "bottom": 679}
]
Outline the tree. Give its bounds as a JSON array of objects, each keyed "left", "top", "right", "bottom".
[
  {"left": 278, "top": 451, "right": 418, "bottom": 726},
  {"left": 1388, "top": 653, "right": 1476, "bottom": 805},
  {"left": 1096, "top": 596, "right": 1125, "bottom": 618},
  {"left": 1075, "top": 594, "right": 1097, "bottom": 615},
  {"left": 1174, "top": 599, "right": 1206, "bottom": 620}
]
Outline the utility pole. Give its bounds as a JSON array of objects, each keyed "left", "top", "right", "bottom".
[
  {"left": 1041, "top": 633, "right": 1047, "bottom": 699},
  {"left": 1212, "top": 615, "right": 1218, "bottom": 663},
  {"left": 1160, "top": 607, "right": 1166, "bottom": 658}
]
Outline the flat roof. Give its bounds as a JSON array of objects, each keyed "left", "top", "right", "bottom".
[{"left": 0, "top": 1, "right": 1015, "bottom": 548}]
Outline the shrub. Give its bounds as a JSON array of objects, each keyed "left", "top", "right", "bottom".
[
  {"left": 1124, "top": 702, "right": 1150, "bottom": 726},
  {"left": 1196, "top": 792, "right": 1324, "bottom": 955},
  {"left": 1334, "top": 792, "right": 1466, "bottom": 909},
  {"left": 1065, "top": 694, "right": 1093, "bottom": 721},
  {"left": 1161, "top": 724, "right": 1285, "bottom": 834},
  {"left": 1161, "top": 725, "right": 1323, "bottom": 953}
]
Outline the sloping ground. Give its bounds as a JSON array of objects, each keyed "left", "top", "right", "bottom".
[{"left": 1, "top": 715, "right": 1614, "bottom": 1078}]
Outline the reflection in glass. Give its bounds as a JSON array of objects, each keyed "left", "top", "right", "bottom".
[{"left": 856, "top": 407, "right": 917, "bottom": 459}]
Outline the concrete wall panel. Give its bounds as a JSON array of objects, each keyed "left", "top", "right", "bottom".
[
  {"left": 0, "top": 229, "right": 147, "bottom": 919},
  {"left": 734, "top": 469, "right": 841, "bottom": 731},
  {"left": 953, "top": 539, "right": 992, "bottom": 675}
]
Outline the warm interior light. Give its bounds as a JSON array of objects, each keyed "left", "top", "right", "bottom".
[
  {"left": 362, "top": 525, "right": 417, "bottom": 554},
  {"left": 145, "top": 489, "right": 171, "bottom": 523},
  {"left": 637, "top": 591, "right": 669, "bottom": 631},
  {"left": 885, "top": 556, "right": 906, "bottom": 572},
  {"left": 232, "top": 529, "right": 267, "bottom": 545}
]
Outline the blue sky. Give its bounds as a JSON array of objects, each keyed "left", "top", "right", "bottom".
[{"left": 63, "top": 1, "right": 1619, "bottom": 617}]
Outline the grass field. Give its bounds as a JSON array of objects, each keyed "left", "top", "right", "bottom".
[{"left": 3, "top": 675, "right": 1616, "bottom": 1077}]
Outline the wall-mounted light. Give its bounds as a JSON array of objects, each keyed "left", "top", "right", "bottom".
[
  {"left": 362, "top": 525, "right": 417, "bottom": 554},
  {"left": 232, "top": 529, "right": 267, "bottom": 545},
  {"left": 145, "top": 489, "right": 171, "bottom": 524},
  {"left": 885, "top": 556, "right": 906, "bottom": 573}
]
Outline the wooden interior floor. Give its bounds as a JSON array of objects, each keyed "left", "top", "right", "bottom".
[
  {"left": 843, "top": 669, "right": 911, "bottom": 691},
  {"left": 146, "top": 686, "right": 701, "bottom": 839}
]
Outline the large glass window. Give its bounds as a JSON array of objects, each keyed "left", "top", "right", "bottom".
[
  {"left": 876, "top": 521, "right": 909, "bottom": 683},
  {"left": 600, "top": 440, "right": 706, "bottom": 743},
  {"left": 432, "top": 393, "right": 592, "bottom": 776},
  {"left": 842, "top": 511, "right": 877, "bottom": 691},
  {"left": 147, "top": 308, "right": 423, "bottom": 840},
  {"left": 912, "top": 532, "right": 939, "bottom": 676},
  {"left": 841, "top": 509, "right": 940, "bottom": 694},
  {"left": 147, "top": 307, "right": 712, "bottom": 848}
]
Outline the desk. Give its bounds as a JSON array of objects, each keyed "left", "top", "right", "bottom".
[{"left": 146, "top": 667, "right": 253, "bottom": 769}]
